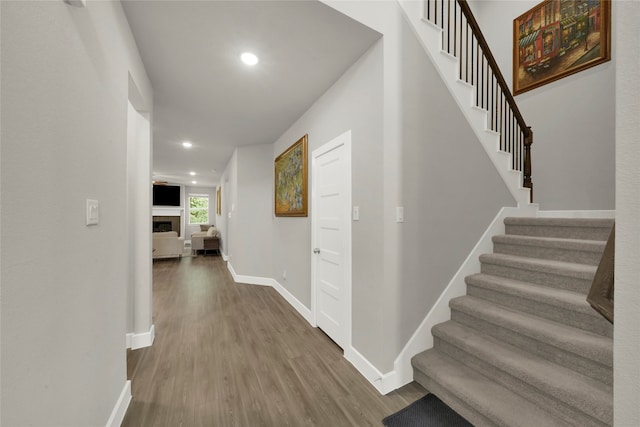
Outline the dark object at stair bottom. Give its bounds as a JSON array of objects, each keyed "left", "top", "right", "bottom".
[{"left": 383, "top": 393, "right": 473, "bottom": 427}]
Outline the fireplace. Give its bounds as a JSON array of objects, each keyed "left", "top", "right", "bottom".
[{"left": 152, "top": 216, "right": 180, "bottom": 236}]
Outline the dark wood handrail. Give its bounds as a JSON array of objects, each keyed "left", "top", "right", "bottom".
[
  {"left": 457, "top": 1, "right": 528, "bottom": 134},
  {"left": 587, "top": 225, "right": 614, "bottom": 324},
  {"left": 424, "top": 0, "right": 533, "bottom": 200}
]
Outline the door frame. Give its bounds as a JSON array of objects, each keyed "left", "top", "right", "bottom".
[{"left": 310, "top": 130, "right": 352, "bottom": 352}]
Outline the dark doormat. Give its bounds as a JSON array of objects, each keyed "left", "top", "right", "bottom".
[{"left": 382, "top": 394, "right": 473, "bottom": 427}]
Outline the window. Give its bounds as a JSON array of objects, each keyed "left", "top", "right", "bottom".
[{"left": 189, "top": 195, "right": 209, "bottom": 224}]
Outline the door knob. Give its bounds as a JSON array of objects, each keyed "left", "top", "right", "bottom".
[{"left": 313, "top": 248, "right": 320, "bottom": 254}]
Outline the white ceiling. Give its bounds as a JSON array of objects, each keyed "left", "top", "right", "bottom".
[{"left": 122, "top": 0, "right": 381, "bottom": 188}]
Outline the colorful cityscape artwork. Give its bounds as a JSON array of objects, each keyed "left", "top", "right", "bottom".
[{"left": 513, "top": 0, "right": 610, "bottom": 95}]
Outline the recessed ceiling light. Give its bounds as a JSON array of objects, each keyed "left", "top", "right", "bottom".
[
  {"left": 241, "top": 52, "right": 258, "bottom": 66},
  {"left": 190, "top": 171, "right": 196, "bottom": 176},
  {"left": 182, "top": 141, "right": 192, "bottom": 148},
  {"left": 192, "top": 181, "right": 197, "bottom": 184}
]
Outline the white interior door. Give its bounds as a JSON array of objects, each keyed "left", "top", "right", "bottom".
[{"left": 312, "top": 131, "right": 351, "bottom": 350}]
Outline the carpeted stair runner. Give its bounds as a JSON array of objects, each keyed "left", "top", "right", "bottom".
[{"left": 412, "top": 217, "right": 614, "bottom": 426}]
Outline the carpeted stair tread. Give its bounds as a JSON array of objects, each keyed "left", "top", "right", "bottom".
[
  {"left": 479, "top": 253, "right": 596, "bottom": 280},
  {"left": 492, "top": 234, "right": 606, "bottom": 265},
  {"left": 412, "top": 216, "right": 614, "bottom": 426},
  {"left": 466, "top": 273, "right": 603, "bottom": 318},
  {"left": 411, "top": 349, "right": 572, "bottom": 427},
  {"left": 465, "top": 273, "right": 613, "bottom": 338},
  {"left": 449, "top": 296, "right": 612, "bottom": 367},
  {"left": 504, "top": 217, "right": 614, "bottom": 241},
  {"left": 432, "top": 321, "right": 612, "bottom": 425}
]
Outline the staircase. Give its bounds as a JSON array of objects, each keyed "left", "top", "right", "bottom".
[{"left": 411, "top": 217, "right": 614, "bottom": 426}]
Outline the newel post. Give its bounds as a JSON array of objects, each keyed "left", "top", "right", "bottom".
[{"left": 523, "top": 127, "right": 533, "bottom": 203}]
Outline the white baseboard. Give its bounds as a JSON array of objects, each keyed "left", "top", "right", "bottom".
[
  {"left": 224, "top": 262, "right": 397, "bottom": 395},
  {"left": 227, "top": 262, "right": 272, "bottom": 286},
  {"left": 272, "top": 279, "right": 313, "bottom": 326},
  {"left": 105, "top": 380, "right": 131, "bottom": 427},
  {"left": 345, "top": 346, "right": 397, "bottom": 395},
  {"left": 536, "top": 210, "right": 615, "bottom": 218},
  {"left": 221, "top": 251, "right": 229, "bottom": 261},
  {"left": 127, "top": 324, "right": 155, "bottom": 350},
  {"left": 392, "top": 205, "right": 537, "bottom": 388},
  {"left": 224, "top": 262, "right": 392, "bottom": 395},
  {"left": 225, "top": 261, "right": 313, "bottom": 325}
]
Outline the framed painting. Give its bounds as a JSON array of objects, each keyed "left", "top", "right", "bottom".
[
  {"left": 275, "top": 134, "right": 308, "bottom": 217},
  {"left": 513, "top": 0, "right": 611, "bottom": 95},
  {"left": 216, "top": 187, "right": 221, "bottom": 216}
]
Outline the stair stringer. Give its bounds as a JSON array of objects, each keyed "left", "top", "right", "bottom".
[
  {"left": 390, "top": 204, "right": 538, "bottom": 391},
  {"left": 397, "top": 0, "right": 531, "bottom": 207}
]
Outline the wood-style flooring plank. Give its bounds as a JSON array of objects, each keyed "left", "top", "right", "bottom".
[{"left": 121, "top": 256, "right": 427, "bottom": 426}]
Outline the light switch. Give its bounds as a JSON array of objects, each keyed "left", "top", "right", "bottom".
[
  {"left": 396, "top": 206, "right": 404, "bottom": 223},
  {"left": 64, "top": 0, "right": 87, "bottom": 7},
  {"left": 353, "top": 206, "right": 360, "bottom": 221},
  {"left": 86, "top": 199, "right": 99, "bottom": 226}
]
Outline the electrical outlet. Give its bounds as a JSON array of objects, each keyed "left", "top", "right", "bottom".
[
  {"left": 283, "top": 269, "right": 287, "bottom": 280},
  {"left": 353, "top": 206, "right": 360, "bottom": 221},
  {"left": 396, "top": 206, "right": 404, "bottom": 223}
]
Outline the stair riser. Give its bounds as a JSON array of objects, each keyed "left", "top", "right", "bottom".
[
  {"left": 505, "top": 224, "right": 611, "bottom": 241},
  {"left": 493, "top": 242, "right": 604, "bottom": 266},
  {"left": 451, "top": 309, "right": 612, "bottom": 385},
  {"left": 466, "top": 285, "right": 613, "bottom": 338},
  {"left": 433, "top": 337, "right": 611, "bottom": 426},
  {"left": 480, "top": 263, "right": 592, "bottom": 294},
  {"left": 412, "top": 370, "right": 497, "bottom": 427}
]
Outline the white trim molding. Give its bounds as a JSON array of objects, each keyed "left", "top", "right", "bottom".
[
  {"left": 272, "top": 279, "right": 313, "bottom": 326},
  {"left": 225, "top": 261, "right": 314, "bottom": 326},
  {"left": 152, "top": 207, "right": 183, "bottom": 217},
  {"left": 127, "top": 324, "right": 155, "bottom": 350},
  {"left": 345, "top": 346, "right": 397, "bottom": 395},
  {"left": 105, "top": 380, "right": 131, "bottom": 427},
  {"left": 536, "top": 210, "right": 615, "bottom": 218},
  {"left": 227, "top": 262, "right": 272, "bottom": 286}
]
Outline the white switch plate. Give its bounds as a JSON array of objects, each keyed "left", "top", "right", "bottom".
[
  {"left": 86, "top": 199, "right": 99, "bottom": 226},
  {"left": 64, "top": 0, "right": 87, "bottom": 7},
  {"left": 396, "top": 206, "right": 404, "bottom": 223},
  {"left": 353, "top": 206, "right": 360, "bottom": 221}
]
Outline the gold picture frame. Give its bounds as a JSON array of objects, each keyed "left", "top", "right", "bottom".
[
  {"left": 513, "top": 0, "right": 611, "bottom": 95},
  {"left": 216, "top": 187, "right": 221, "bottom": 216},
  {"left": 274, "top": 134, "right": 308, "bottom": 217}
]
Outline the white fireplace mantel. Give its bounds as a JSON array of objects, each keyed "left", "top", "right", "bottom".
[{"left": 152, "top": 207, "right": 183, "bottom": 217}]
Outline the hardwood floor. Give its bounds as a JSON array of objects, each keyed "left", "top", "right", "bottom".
[{"left": 122, "top": 255, "right": 426, "bottom": 426}]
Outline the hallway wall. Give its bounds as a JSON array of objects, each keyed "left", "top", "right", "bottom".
[
  {"left": 1, "top": 1, "right": 152, "bottom": 425},
  {"left": 468, "top": 0, "right": 615, "bottom": 210}
]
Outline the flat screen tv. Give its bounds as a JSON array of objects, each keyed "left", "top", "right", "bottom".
[{"left": 153, "top": 185, "right": 181, "bottom": 207}]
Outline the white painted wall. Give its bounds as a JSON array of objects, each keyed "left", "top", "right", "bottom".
[
  {"left": 219, "top": 150, "right": 238, "bottom": 259},
  {"left": 396, "top": 14, "right": 514, "bottom": 350},
  {"left": 234, "top": 145, "right": 273, "bottom": 278},
  {"left": 468, "top": 0, "right": 615, "bottom": 210},
  {"left": 271, "top": 0, "right": 513, "bottom": 372},
  {"left": 1, "top": 1, "right": 152, "bottom": 425},
  {"left": 272, "top": 37, "right": 388, "bottom": 366},
  {"left": 217, "top": 146, "right": 272, "bottom": 277},
  {"left": 614, "top": 2, "right": 640, "bottom": 425}
]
